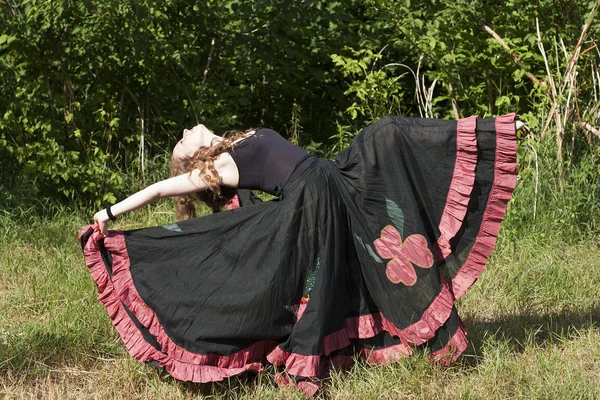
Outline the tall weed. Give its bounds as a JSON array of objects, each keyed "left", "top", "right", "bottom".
[{"left": 504, "top": 136, "right": 600, "bottom": 243}]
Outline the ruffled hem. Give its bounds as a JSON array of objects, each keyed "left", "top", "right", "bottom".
[
  {"left": 428, "top": 320, "right": 469, "bottom": 366},
  {"left": 80, "top": 227, "right": 465, "bottom": 384},
  {"left": 274, "top": 374, "right": 322, "bottom": 397},
  {"left": 450, "top": 113, "right": 517, "bottom": 299},
  {"left": 80, "top": 228, "right": 276, "bottom": 381},
  {"left": 435, "top": 116, "right": 478, "bottom": 260},
  {"left": 360, "top": 343, "right": 413, "bottom": 364},
  {"left": 246, "top": 280, "right": 458, "bottom": 378}
]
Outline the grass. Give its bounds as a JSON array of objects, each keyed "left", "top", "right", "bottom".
[{"left": 1, "top": 156, "right": 600, "bottom": 399}]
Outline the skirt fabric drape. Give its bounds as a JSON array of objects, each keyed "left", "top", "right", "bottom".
[{"left": 79, "top": 114, "right": 517, "bottom": 395}]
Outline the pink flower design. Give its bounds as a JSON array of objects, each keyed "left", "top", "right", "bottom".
[{"left": 374, "top": 225, "right": 434, "bottom": 286}]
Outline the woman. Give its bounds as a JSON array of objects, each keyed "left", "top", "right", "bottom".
[
  {"left": 92, "top": 124, "right": 261, "bottom": 230},
  {"left": 80, "top": 114, "right": 518, "bottom": 395}
]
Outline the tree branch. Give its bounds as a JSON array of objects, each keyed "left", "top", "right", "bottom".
[
  {"left": 198, "top": 38, "right": 215, "bottom": 107},
  {"left": 580, "top": 121, "right": 600, "bottom": 139},
  {"left": 482, "top": 23, "right": 545, "bottom": 88}
]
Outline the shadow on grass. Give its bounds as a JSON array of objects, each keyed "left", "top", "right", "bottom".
[{"left": 462, "top": 306, "right": 600, "bottom": 363}]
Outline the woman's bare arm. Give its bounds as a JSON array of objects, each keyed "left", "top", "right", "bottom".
[
  {"left": 93, "top": 154, "right": 240, "bottom": 235},
  {"left": 93, "top": 171, "right": 208, "bottom": 234}
]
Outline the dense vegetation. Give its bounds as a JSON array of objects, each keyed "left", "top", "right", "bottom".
[
  {"left": 1, "top": 0, "right": 599, "bottom": 206},
  {"left": 1, "top": 1, "right": 600, "bottom": 398}
]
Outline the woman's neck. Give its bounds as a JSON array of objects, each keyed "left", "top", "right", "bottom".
[{"left": 204, "top": 133, "right": 223, "bottom": 148}]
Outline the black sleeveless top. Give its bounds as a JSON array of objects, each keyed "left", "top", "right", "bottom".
[{"left": 227, "top": 129, "right": 310, "bottom": 195}]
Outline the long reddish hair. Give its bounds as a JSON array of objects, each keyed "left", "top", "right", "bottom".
[{"left": 169, "top": 129, "right": 253, "bottom": 220}]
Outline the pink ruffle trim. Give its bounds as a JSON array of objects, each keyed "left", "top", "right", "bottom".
[
  {"left": 265, "top": 279, "right": 458, "bottom": 377},
  {"left": 435, "top": 116, "right": 478, "bottom": 260},
  {"left": 428, "top": 319, "right": 469, "bottom": 366},
  {"left": 274, "top": 374, "right": 322, "bottom": 397},
  {"left": 80, "top": 228, "right": 273, "bottom": 382},
  {"left": 450, "top": 113, "right": 517, "bottom": 299},
  {"left": 80, "top": 226, "right": 465, "bottom": 392},
  {"left": 360, "top": 343, "right": 412, "bottom": 364}
]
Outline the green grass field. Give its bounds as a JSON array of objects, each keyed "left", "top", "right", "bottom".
[{"left": 1, "top": 185, "right": 599, "bottom": 399}]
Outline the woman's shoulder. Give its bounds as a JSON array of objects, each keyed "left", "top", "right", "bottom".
[
  {"left": 230, "top": 128, "right": 286, "bottom": 151},
  {"left": 255, "top": 128, "right": 290, "bottom": 143},
  {"left": 254, "top": 128, "right": 280, "bottom": 137}
]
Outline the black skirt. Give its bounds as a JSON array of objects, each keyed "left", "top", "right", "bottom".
[{"left": 79, "top": 114, "right": 517, "bottom": 395}]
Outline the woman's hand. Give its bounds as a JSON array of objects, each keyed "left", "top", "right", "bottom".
[{"left": 93, "top": 209, "right": 110, "bottom": 236}]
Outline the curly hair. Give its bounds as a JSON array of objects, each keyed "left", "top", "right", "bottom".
[{"left": 169, "top": 129, "right": 254, "bottom": 221}]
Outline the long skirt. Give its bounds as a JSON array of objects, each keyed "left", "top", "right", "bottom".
[{"left": 79, "top": 114, "right": 517, "bottom": 395}]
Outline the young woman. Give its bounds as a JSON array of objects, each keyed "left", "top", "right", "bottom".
[{"left": 80, "top": 114, "right": 518, "bottom": 395}]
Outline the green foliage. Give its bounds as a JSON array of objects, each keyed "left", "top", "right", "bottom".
[
  {"left": 326, "top": 121, "right": 356, "bottom": 158},
  {"left": 0, "top": 0, "right": 363, "bottom": 204},
  {"left": 288, "top": 100, "right": 302, "bottom": 146},
  {"left": 0, "top": 0, "right": 599, "bottom": 210},
  {"left": 504, "top": 137, "right": 600, "bottom": 241},
  {"left": 332, "top": 47, "right": 409, "bottom": 123},
  {"left": 359, "top": 0, "right": 598, "bottom": 115}
]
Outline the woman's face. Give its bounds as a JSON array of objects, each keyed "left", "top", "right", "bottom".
[{"left": 173, "top": 124, "right": 212, "bottom": 160}]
